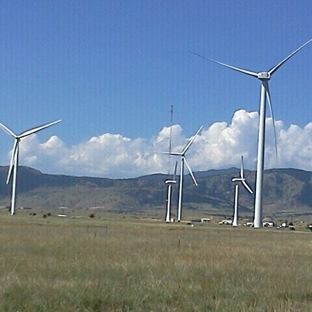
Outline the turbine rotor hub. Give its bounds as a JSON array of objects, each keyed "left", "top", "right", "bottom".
[{"left": 257, "top": 72, "right": 270, "bottom": 80}]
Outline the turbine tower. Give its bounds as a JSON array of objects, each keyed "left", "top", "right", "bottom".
[
  {"left": 164, "top": 161, "right": 177, "bottom": 222},
  {"left": 0, "top": 120, "right": 61, "bottom": 215},
  {"left": 166, "top": 126, "right": 202, "bottom": 222},
  {"left": 232, "top": 184, "right": 239, "bottom": 227},
  {"left": 192, "top": 38, "right": 312, "bottom": 227},
  {"left": 231, "top": 156, "right": 253, "bottom": 227}
]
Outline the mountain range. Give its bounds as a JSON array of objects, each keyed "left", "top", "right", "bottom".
[{"left": 1, "top": 166, "right": 312, "bottom": 219}]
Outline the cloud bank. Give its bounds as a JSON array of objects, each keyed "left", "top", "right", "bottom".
[{"left": 9, "top": 109, "right": 312, "bottom": 178}]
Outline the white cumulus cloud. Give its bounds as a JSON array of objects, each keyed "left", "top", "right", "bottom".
[{"left": 7, "top": 109, "right": 312, "bottom": 178}]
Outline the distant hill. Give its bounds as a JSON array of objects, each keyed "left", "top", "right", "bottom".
[{"left": 0, "top": 166, "right": 312, "bottom": 219}]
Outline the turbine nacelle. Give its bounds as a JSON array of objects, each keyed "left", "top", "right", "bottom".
[
  {"left": 165, "top": 180, "right": 177, "bottom": 185},
  {"left": 257, "top": 72, "right": 270, "bottom": 80},
  {"left": 231, "top": 177, "right": 244, "bottom": 183}
]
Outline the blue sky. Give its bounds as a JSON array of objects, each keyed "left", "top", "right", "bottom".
[{"left": 1, "top": 0, "right": 312, "bottom": 178}]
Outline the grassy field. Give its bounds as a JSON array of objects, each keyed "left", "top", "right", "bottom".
[{"left": 1, "top": 210, "right": 312, "bottom": 311}]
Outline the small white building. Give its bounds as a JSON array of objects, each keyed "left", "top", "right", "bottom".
[
  {"left": 263, "top": 221, "right": 274, "bottom": 227},
  {"left": 245, "top": 221, "right": 254, "bottom": 227},
  {"left": 201, "top": 218, "right": 211, "bottom": 223},
  {"left": 219, "top": 219, "right": 232, "bottom": 225}
]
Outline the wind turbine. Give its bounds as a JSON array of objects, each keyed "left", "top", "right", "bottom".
[
  {"left": 231, "top": 156, "right": 253, "bottom": 227},
  {"left": 164, "top": 161, "right": 177, "bottom": 223},
  {"left": 0, "top": 119, "right": 61, "bottom": 215},
  {"left": 166, "top": 126, "right": 203, "bottom": 222},
  {"left": 192, "top": 38, "right": 312, "bottom": 227}
]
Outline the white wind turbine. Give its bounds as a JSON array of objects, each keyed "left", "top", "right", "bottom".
[
  {"left": 164, "top": 161, "right": 177, "bottom": 223},
  {"left": 192, "top": 38, "right": 312, "bottom": 228},
  {"left": 231, "top": 156, "right": 253, "bottom": 227},
  {"left": 0, "top": 119, "right": 61, "bottom": 215},
  {"left": 166, "top": 126, "right": 203, "bottom": 222}
]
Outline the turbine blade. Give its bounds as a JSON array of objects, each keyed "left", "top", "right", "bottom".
[
  {"left": 240, "top": 155, "right": 244, "bottom": 178},
  {"left": 7, "top": 159, "right": 14, "bottom": 184},
  {"left": 184, "top": 158, "right": 198, "bottom": 186},
  {"left": 6, "top": 164, "right": 13, "bottom": 184},
  {"left": 19, "top": 119, "right": 61, "bottom": 138},
  {"left": 190, "top": 51, "right": 258, "bottom": 78},
  {"left": 162, "top": 151, "right": 182, "bottom": 156},
  {"left": 182, "top": 125, "right": 203, "bottom": 154},
  {"left": 0, "top": 122, "right": 17, "bottom": 138},
  {"left": 242, "top": 180, "right": 253, "bottom": 194},
  {"left": 265, "top": 82, "right": 278, "bottom": 159},
  {"left": 7, "top": 140, "right": 18, "bottom": 184},
  {"left": 268, "top": 38, "right": 312, "bottom": 75},
  {"left": 173, "top": 161, "right": 178, "bottom": 180}
]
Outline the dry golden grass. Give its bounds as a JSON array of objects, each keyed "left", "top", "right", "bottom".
[{"left": 0, "top": 211, "right": 312, "bottom": 311}]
